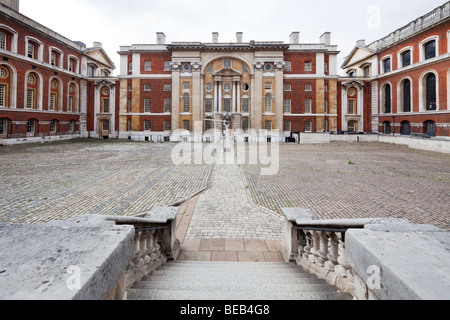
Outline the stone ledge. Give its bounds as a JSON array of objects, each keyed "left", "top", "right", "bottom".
[
  {"left": 346, "top": 218, "right": 450, "bottom": 300},
  {"left": 0, "top": 215, "right": 135, "bottom": 300}
]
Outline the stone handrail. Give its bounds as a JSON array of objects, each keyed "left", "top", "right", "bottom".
[
  {"left": 281, "top": 208, "right": 450, "bottom": 300},
  {"left": 105, "top": 207, "right": 181, "bottom": 299},
  {"left": 281, "top": 208, "right": 375, "bottom": 297}
]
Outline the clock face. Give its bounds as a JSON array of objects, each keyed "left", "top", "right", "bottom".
[{"left": 348, "top": 88, "right": 356, "bottom": 97}]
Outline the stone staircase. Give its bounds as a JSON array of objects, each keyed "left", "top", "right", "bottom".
[{"left": 127, "top": 261, "right": 353, "bottom": 300}]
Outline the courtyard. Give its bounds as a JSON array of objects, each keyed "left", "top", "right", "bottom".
[{"left": 0, "top": 139, "right": 448, "bottom": 233}]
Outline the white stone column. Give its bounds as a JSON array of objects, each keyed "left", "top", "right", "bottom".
[
  {"left": 232, "top": 81, "right": 237, "bottom": 113},
  {"left": 171, "top": 64, "right": 180, "bottom": 132},
  {"left": 218, "top": 82, "right": 222, "bottom": 113},
  {"left": 237, "top": 81, "right": 241, "bottom": 113},
  {"left": 214, "top": 81, "right": 218, "bottom": 112}
]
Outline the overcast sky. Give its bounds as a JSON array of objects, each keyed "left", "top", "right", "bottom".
[{"left": 20, "top": 0, "right": 447, "bottom": 75}]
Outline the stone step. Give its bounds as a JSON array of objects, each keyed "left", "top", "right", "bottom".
[{"left": 127, "top": 289, "right": 352, "bottom": 301}]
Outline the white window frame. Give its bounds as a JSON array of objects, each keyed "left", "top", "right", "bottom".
[
  {"left": 305, "top": 83, "right": 312, "bottom": 91},
  {"left": 0, "top": 84, "right": 6, "bottom": 107},
  {"left": 397, "top": 46, "right": 413, "bottom": 69},
  {"left": 0, "top": 31, "right": 6, "bottom": 50},
  {"left": 380, "top": 55, "right": 392, "bottom": 74},
  {"left": 67, "top": 55, "right": 80, "bottom": 74},
  {"left": 419, "top": 36, "right": 439, "bottom": 62},
  {"left": 304, "top": 61, "right": 312, "bottom": 71},
  {"left": 144, "top": 120, "right": 151, "bottom": 131},
  {"left": 284, "top": 98, "right": 291, "bottom": 114},
  {"left": 304, "top": 120, "right": 312, "bottom": 133},
  {"left": 144, "top": 60, "right": 152, "bottom": 71},
  {"left": 164, "top": 120, "right": 171, "bottom": 131},
  {"left": 284, "top": 120, "right": 291, "bottom": 132},
  {"left": 264, "top": 94, "right": 272, "bottom": 113},
  {"left": 143, "top": 84, "right": 151, "bottom": 91},
  {"left": 304, "top": 98, "right": 312, "bottom": 114},
  {"left": 49, "top": 47, "right": 63, "bottom": 68},
  {"left": 25, "top": 36, "right": 43, "bottom": 62},
  {"left": 164, "top": 84, "right": 171, "bottom": 91},
  {"left": 164, "top": 98, "right": 171, "bottom": 113},
  {"left": 0, "top": 24, "right": 18, "bottom": 53},
  {"left": 144, "top": 98, "right": 151, "bottom": 113}
]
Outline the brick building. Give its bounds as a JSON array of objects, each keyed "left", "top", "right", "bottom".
[
  {"left": 0, "top": 0, "right": 118, "bottom": 144},
  {"left": 1, "top": 0, "right": 449, "bottom": 144},
  {"left": 341, "top": 1, "right": 450, "bottom": 137},
  {"left": 118, "top": 31, "right": 340, "bottom": 142}
]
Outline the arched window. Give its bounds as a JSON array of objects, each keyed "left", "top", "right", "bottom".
[
  {"left": 49, "top": 78, "right": 60, "bottom": 111},
  {"left": 0, "top": 31, "right": 6, "bottom": 50},
  {"left": 424, "top": 40, "right": 436, "bottom": 60},
  {"left": 426, "top": 73, "right": 437, "bottom": 111},
  {"left": 401, "top": 121, "right": 411, "bottom": 135},
  {"left": 25, "top": 71, "right": 40, "bottom": 110},
  {"left": 0, "top": 65, "right": 9, "bottom": 107},
  {"left": 183, "top": 93, "right": 190, "bottom": 113},
  {"left": 424, "top": 120, "right": 436, "bottom": 137},
  {"left": 402, "top": 79, "right": 411, "bottom": 112},
  {"left": 383, "top": 84, "right": 391, "bottom": 113}
]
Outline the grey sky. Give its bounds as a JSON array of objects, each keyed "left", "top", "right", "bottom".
[{"left": 20, "top": 0, "right": 447, "bottom": 75}]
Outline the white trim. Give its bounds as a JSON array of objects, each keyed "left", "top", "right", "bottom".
[
  {"left": 48, "top": 76, "right": 63, "bottom": 111},
  {"left": 419, "top": 35, "right": 439, "bottom": 62},
  {"left": 24, "top": 36, "right": 44, "bottom": 62},
  {"left": 397, "top": 46, "right": 413, "bottom": 69},
  {"left": 396, "top": 76, "right": 413, "bottom": 113},
  {"left": 49, "top": 46, "right": 64, "bottom": 68},
  {"left": 379, "top": 54, "right": 393, "bottom": 74},
  {"left": 67, "top": 54, "right": 80, "bottom": 74},
  {"left": 24, "top": 69, "right": 43, "bottom": 110},
  {"left": 379, "top": 81, "right": 393, "bottom": 115},
  {"left": 418, "top": 69, "right": 439, "bottom": 112},
  {"left": 447, "top": 30, "right": 450, "bottom": 53},
  {"left": 0, "top": 61, "right": 17, "bottom": 108},
  {"left": 0, "top": 24, "right": 18, "bottom": 53},
  {"left": 448, "top": 67, "right": 450, "bottom": 111}
]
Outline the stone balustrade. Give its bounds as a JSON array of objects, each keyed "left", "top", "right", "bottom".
[{"left": 281, "top": 208, "right": 450, "bottom": 300}]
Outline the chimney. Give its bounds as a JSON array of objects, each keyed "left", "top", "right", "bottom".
[
  {"left": 236, "top": 32, "right": 243, "bottom": 43},
  {"left": 320, "top": 32, "right": 331, "bottom": 45},
  {"left": 157, "top": 32, "right": 166, "bottom": 45},
  {"left": 212, "top": 32, "right": 219, "bottom": 43},
  {"left": 356, "top": 39, "right": 366, "bottom": 47},
  {"left": 290, "top": 31, "right": 300, "bottom": 44},
  {"left": 93, "top": 42, "right": 102, "bottom": 48}
]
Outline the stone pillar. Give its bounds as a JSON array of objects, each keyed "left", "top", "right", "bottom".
[
  {"left": 237, "top": 81, "right": 241, "bottom": 113},
  {"left": 253, "top": 64, "right": 263, "bottom": 131},
  {"left": 192, "top": 62, "right": 202, "bottom": 135},
  {"left": 275, "top": 64, "right": 284, "bottom": 132},
  {"left": 171, "top": 63, "right": 181, "bottom": 131}
]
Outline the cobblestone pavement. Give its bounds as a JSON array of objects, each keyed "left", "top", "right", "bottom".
[
  {"left": 241, "top": 142, "right": 450, "bottom": 230},
  {"left": 0, "top": 140, "right": 212, "bottom": 224},
  {"left": 183, "top": 164, "right": 284, "bottom": 241}
]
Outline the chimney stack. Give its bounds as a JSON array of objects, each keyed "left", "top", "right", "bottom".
[
  {"left": 320, "top": 32, "right": 331, "bottom": 45},
  {"left": 290, "top": 31, "right": 300, "bottom": 44},
  {"left": 236, "top": 32, "right": 243, "bottom": 43},
  {"left": 212, "top": 32, "right": 219, "bottom": 43},
  {"left": 157, "top": 32, "right": 166, "bottom": 45}
]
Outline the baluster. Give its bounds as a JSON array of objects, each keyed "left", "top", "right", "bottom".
[
  {"left": 318, "top": 231, "right": 329, "bottom": 267},
  {"left": 302, "top": 231, "right": 313, "bottom": 260},
  {"left": 335, "top": 238, "right": 352, "bottom": 278},
  {"left": 325, "top": 232, "right": 339, "bottom": 271},
  {"left": 309, "top": 231, "right": 320, "bottom": 264}
]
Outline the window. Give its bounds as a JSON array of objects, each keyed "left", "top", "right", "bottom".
[
  {"left": 68, "top": 96, "right": 74, "bottom": 112},
  {"left": 383, "top": 58, "right": 391, "bottom": 73},
  {"left": 144, "top": 98, "right": 151, "bottom": 113},
  {"left": 144, "top": 84, "right": 151, "bottom": 91},
  {"left": 348, "top": 121, "right": 358, "bottom": 133},
  {"left": 183, "top": 120, "right": 190, "bottom": 131},
  {"left": 223, "top": 83, "right": 231, "bottom": 92},
  {"left": 348, "top": 71, "right": 355, "bottom": 78},
  {"left": 49, "top": 93, "right": 56, "bottom": 111},
  {"left": 242, "top": 98, "right": 249, "bottom": 112},
  {"left": 0, "top": 84, "right": 6, "bottom": 107},
  {"left": 242, "top": 117, "right": 249, "bottom": 132},
  {"left": 69, "top": 60, "right": 74, "bottom": 72},
  {"left": 50, "top": 52, "right": 56, "bottom": 66},
  {"left": 401, "top": 121, "right": 411, "bottom": 135},
  {"left": 144, "top": 120, "right": 151, "bottom": 131},
  {"left": 284, "top": 61, "right": 292, "bottom": 71},
  {"left": 128, "top": 118, "right": 132, "bottom": 131},
  {"left": 242, "top": 64, "right": 249, "bottom": 73},
  {"left": 304, "top": 98, "right": 312, "bottom": 114},
  {"left": 383, "top": 121, "right": 391, "bottom": 134},
  {"left": 128, "top": 84, "right": 132, "bottom": 91},
  {"left": 284, "top": 84, "right": 291, "bottom": 91},
  {"left": 305, "top": 84, "right": 312, "bottom": 91},
  {"left": 183, "top": 82, "right": 190, "bottom": 90},
  {"left": 0, "top": 32, "right": 6, "bottom": 50},
  {"left": 206, "top": 64, "right": 213, "bottom": 73},
  {"left": 284, "top": 98, "right": 291, "bottom": 113},
  {"left": 27, "top": 119, "right": 35, "bottom": 134},
  {"left": 102, "top": 98, "right": 109, "bottom": 113},
  {"left": 264, "top": 120, "right": 272, "bottom": 131},
  {"left": 241, "top": 83, "right": 250, "bottom": 92},
  {"left": 265, "top": 82, "right": 272, "bottom": 90},
  {"left": 50, "top": 119, "right": 57, "bottom": 133},
  {"left": 144, "top": 61, "right": 152, "bottom": 71},
  {"left": 164, "top": 120, "right": 171, "bottom": 131},
  {"left": 424, "top": 40, "right": 436, "bottom": 60},
  {"left": 128, "top": 62, "right": 132, "bottom": 73},
  {"left": 348, "top": 99, "right": 356, "bottom": 114},
  {"left": 183, "top": 94, "right": 190, "bottom": 112},
  {"left": 205, "top": 98, "right": 213, "bottom": 113},
  {"left": 402, "top": 79, "right": 411, "bottom": 112},
  {"left": 206, "top": 83, "right": 213, "bottom": 92},
  {"left": 304, "top": 61, "right": 312, "bottom": 71},
  {"left": 383, "top": 84, "right": 391, "bottom": 113},
  {"left": 128, "top": 98, "right": 132, "bottom": 112},
  {"left": 101, "top": 121, "right": 108, "bottom": 132},
  {"left": 27, "top": 42, "right": 34, "bottom": 59},
  {"left": 102, "top": 70, "right": 109, "bottom": 77},
  {"left": 88, "top": 65, "right": 95, "bottom": 77},
  {"left": 164, "top": 98, "right": 171, "bottom": 113},
  {"left": 324, "top": 62, "right": 328, "bottom": 73},
  {"left": 205, "top": 118, "right": 213, "bottom": 132},
  {"left": 264, "top": 94, "right": 272, "bottom": 113},
  {"left": 284, "top": 121, "right": 291, "bottom": 132},
  {"left": 0, "top": 118, "right": 7, "bottom": 135},
  {"left": 164, "top": 61, "right": 171, "bottom": 71},
  {"left": 363, "top": 66, "right": 370, "bottom": 77},
  {"left": 305, "top": 121, "right": 312, "bottom": 132},
  {"left": 424, "top": 120, "right": 436, "bottom": 137},
  {"left": 401, "top": 50, "right": 411, "bottom": 67},
  {"left": 324, "top": 99, "right": 329, "bottom": 114},
  {"left": 426, "top": 73, "right": 437, "bottom": 111},
  {"left": 223, "top": 98, "right": 231, "bottom": 113},
  {"left": 26, "top": 89, "right": 34, "bottom": 109}
]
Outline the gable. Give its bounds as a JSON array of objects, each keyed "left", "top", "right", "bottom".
[{"left": 342, "top": 46, "right": 375, "bottom": 69}]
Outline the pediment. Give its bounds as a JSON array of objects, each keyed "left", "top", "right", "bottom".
[
  {"left": 213, "top": 67, "right": 242, "bottom": 77},
  {"left": 342, "top": 47, "right": 375, "bottom": 69}
]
